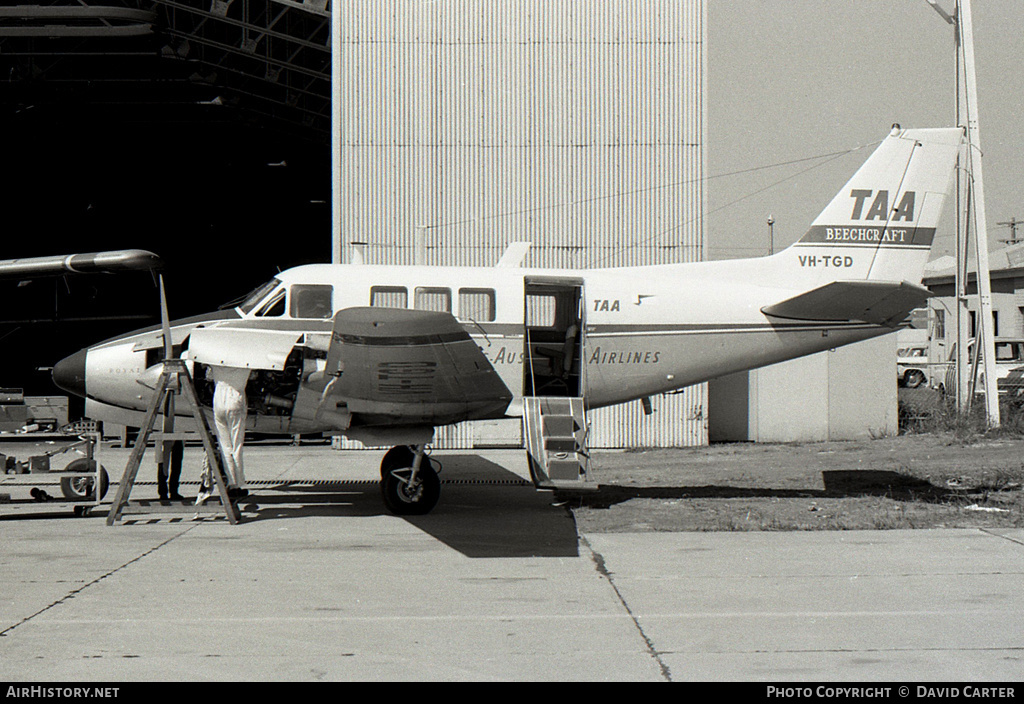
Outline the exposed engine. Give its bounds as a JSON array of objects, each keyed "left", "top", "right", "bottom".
[{"left": 193, "top": 346, "right": 323, "bottom": 417}]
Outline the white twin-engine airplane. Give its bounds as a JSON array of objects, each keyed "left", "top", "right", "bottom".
[{"left": 52, "top": 126, "right": 962, "bottom": 515}]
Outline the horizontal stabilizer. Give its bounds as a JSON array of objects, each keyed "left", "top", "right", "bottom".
[{"left": 761, "top": 280, "right": 930, "bottom": 325}]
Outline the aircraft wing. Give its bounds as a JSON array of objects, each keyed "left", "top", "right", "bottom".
[
  {"left": 761, "top": 280, "right": 930, "bottom": 326},
  {"left": 304, "top": 307, "right": 513, "bottom": 428}
]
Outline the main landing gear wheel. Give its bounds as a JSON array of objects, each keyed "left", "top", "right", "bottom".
[
  {"left": 59, "top": 458, "right": 109, "bottom": 501},
  {"left": 380, "top": 445, "right": 440, "bottom": 516}
]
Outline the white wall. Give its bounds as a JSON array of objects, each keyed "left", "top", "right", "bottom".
[
  {"left": 332, "top": 1, "right": 709, "bottom": 449},
  {"left": 334, "top": 0, "right": 707, "bottom": 270},
  {"left": 709, "top": 334, "right": 898, "bottom": 443}
]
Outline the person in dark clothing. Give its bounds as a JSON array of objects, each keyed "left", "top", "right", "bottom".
[{"left": 158, "top": 439, "right": 184, "bottom": 500}]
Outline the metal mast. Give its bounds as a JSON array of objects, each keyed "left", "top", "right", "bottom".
[{"left": 927, "top": 0, "right": 1000, "bottom": 426}]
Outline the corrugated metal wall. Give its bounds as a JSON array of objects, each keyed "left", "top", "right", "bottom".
[{"left": 332, "top": 0, "right": 707, "bottom": 448}]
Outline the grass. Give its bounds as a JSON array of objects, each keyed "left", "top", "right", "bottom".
[
  {"left": 569, "top": 408, "right": 1024, "bottom": 533},
  {"left": 898, "top": 388, "right": 1024, "bottom": 442},
  {"left": 572, "top": 490, "right": 1024, "bottom": 533}
]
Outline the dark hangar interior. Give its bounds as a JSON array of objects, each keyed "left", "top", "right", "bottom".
[{"left": 1, "top": 1, "right": 332, "bottom": 404}]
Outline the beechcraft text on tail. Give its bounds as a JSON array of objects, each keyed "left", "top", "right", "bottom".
[{"left": 52, "top": 126, "right": 963, "bottom": 515}]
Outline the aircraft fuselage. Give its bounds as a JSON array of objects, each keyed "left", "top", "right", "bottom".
[{"left": 54, "top": 256, "right": 888, "bottom": 441}]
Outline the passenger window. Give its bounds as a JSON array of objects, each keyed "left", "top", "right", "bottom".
[
  {"left": 414, "top": 287, "right": 451, "bottom": 313},
  {"left": 370, "top": 286, "right": 408, "bottom": 308},
  {"left": 256, "top": 289, "right": 286, "bottom": 317},
  {"left": 458, "top": 288, "right": 496, "bottom": 322},
  {"left": 526, "top": 294, "right": 557, "bottom": 328},
  {"left": 291, "top": 284, "right": 333, "bottom": 319}
]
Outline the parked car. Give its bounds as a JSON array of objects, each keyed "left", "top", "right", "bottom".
[
  {"left": 942, "top": 338, "right": 1024, "bottom": 402},
  {"left": 896, "top": 344, "right": 930, "bottom": 388}
]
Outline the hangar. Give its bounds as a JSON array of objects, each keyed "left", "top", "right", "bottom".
[
  {"left": 2, "top": 1, "right": 898, "bottom": 448},
  {"left": 330, "top": 1, "right": 708, "bottom": 448},
  {"left": 0, "top": 0, "right": 333, "bottom": 418}
]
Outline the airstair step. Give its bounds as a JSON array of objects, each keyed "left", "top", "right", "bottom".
[
  {"left": 539, "top": 398, "right": 574, "bottom": 414},
  {"left": 544, "top": 437, "right": 577, "bottom": 453},
  {"left": 524, "top": 395, "right": 594, "bottom": 491},
  {"left": 542, "top": 415, "right": 578, "bottom": 436},
  {"left": 547, "top": 458, "right": 584, "bottom": 481}
]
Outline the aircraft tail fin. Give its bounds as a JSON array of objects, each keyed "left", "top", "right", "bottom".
[{"left": 784, "top": 125, "right": 962, "bottom": 286}]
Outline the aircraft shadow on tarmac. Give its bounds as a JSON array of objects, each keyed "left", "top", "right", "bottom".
[
  {"left": 237, "top": 455, "right": 581, "bottom": 559},
  {"left": 570, "top": 470, "right": 961, "bottom": 510}
]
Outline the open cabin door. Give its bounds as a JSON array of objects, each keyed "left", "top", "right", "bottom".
[
  {"left": 523, "top": 279, "right": 583, "bottom": 397},
  {"left": 522, "top": 278, "right": 595, "bottom": 491}
]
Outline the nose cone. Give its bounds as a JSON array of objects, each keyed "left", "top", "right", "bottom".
[{"left": 53, "top": 349, "right": 88, "bottom": 398}]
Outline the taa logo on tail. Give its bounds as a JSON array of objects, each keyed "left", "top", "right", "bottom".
[{"left": 850, "top": 190, "right": 915, "bottom": 222}]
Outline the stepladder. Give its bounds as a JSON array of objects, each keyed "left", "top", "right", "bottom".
[{"left": 106, "top": 359, "right": 240, "bottom": 525}]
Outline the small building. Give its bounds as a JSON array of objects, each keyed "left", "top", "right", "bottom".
[
  {"left": 708, "top": 334, "right": 898, "bottom": 443},
  {"left": 922, "top": 242, "right": 1024, "bottom": 360}
]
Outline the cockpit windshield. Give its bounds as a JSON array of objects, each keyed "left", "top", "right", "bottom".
[{"left": 229, "top": 278, "right": 282, "bottom": 314}]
